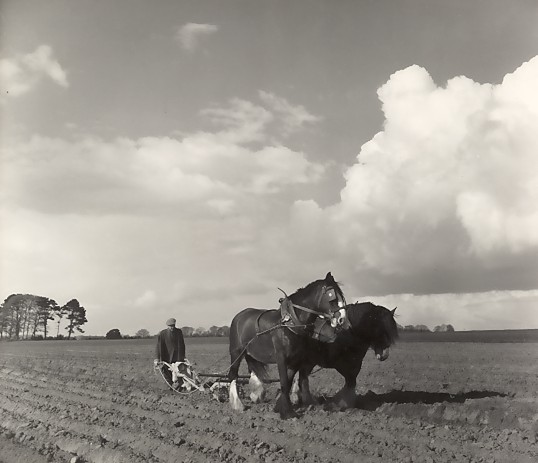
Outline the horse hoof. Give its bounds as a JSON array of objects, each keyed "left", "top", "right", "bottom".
[
  {"left": 334, "top": 390, "right": 358, "bottom": 409},
  {"left": 279, "top": 409, "right": 299, "bottom": 420},
  {"left": 300, "top": 397, "right": 316, "bottom": 407},
  {"left": 323, "top": 402, "right": 336, "bottom": 412},
  {"left": 273, "top": 395, "right": 282, "bottom": 413}
]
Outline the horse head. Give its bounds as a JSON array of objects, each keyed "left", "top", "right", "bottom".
[
  {"left": 348, "top": 303, "right": 398, "bottom": 361},
  {"left": 286, "top": 272, "right": 349, "bottom": 332}
]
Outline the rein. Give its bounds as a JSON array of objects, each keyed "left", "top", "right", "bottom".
[{"left": 212, "top": 321, "right": 311, "bottom": 378}]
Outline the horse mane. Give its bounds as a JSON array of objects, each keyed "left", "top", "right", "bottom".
[{"left": 382, "top": 308, "right": 399, "bottom": 345}]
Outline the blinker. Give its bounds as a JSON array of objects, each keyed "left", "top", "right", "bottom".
[{"left": 326, "top": 288, "right": 336, "bottom": 301}]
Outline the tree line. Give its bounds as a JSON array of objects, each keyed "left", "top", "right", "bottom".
[
  {"left": 180, "top": 325, "right": 230, "bottom": 337},
  {"left": 0, "top": 294, "right": 87, "bottom": 341},
  {"left": 397, "top": 323, "right": 455, "bottom": 332},
  {"left": 104, "top": 325, "right": 231, "bottom": 340}
]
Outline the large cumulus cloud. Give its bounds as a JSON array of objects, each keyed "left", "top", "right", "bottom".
[{"left": 291, "top": 57, "right": 538, "bottom": 295}]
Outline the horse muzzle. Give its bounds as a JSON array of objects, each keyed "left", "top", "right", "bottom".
[
  {"left": 375, "top": 348, "right": 390, "bottom": 361},
  {"left": 330, "top": 308, "right": 349, "bottom": 329}
]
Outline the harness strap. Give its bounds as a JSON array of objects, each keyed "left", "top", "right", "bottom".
[
  {"left": 254, "top": 310, "right": 267, "bottom": 334},
  {"left": 280, "top": 297, "right": 323, "bottom": 338},
  {"left": 291, "top": 302, "right": 333, "bottom": 320}
]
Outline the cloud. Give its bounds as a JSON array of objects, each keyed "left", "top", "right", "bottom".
[
  {"left": 201, "top": 98, "right": 274, "bottom": 143},
  {"left": 343, "top": 57, "right": 538, "bottom": 259},
  {"left": 360, "top": 290, "right": 538, "bottom": 331},
  {"left": 0, "top": 45, "right": 68, "bottom": 98},
  {"left": 202, "top": 92, "right": 323, "bottom": 143},
  {"left": 259, "top": 91, "right": 322, "bottom": 136},
  {"left": 134, "top": 290, "right": 158, "bottom": 308},
  {"left": 177, "top": 23, "right": 219, "bottom": 52},
  {"left": 1, "top": 94, "right": 325, "bottom": 215},
  {"left": 3, "top": 57, "right": 538, "bottom": 333},
  {"left": 266, "top": 56, "right": 538, "bottom": 296}
]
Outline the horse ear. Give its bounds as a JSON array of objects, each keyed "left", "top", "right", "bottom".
[{"left": 391, "top": 307, "right": 397, "bottom": 315}]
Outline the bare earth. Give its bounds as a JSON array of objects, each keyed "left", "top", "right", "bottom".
[{"left": 0, "top": 338, "right": 537, "bottom": 463}]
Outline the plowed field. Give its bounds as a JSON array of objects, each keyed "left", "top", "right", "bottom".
[{"left": 1, "top": 338, "right": 537, "bottom": 462}]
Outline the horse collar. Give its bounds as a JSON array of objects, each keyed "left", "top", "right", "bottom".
[{"left": 280, "top": 297, "right": 303, "bottom": 326}]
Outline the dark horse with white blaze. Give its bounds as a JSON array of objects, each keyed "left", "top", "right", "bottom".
[
  {"left": 294, "top": 302, "right": 398, "bottom": 409},
  {"left": 228, "top": 272, "right": 348, "bottom": 419}
]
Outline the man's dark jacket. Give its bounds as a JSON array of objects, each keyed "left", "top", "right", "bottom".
[{"left": 155, "top": 327, "right": 186, "bottom": 363}]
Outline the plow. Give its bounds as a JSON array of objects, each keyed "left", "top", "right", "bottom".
[{"left": 153, "top": 359, "right": 280, "bottom": 402}]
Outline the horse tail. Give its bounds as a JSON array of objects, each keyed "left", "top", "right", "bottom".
[{"left": 245, "top": 354, "right": 271, "bottom": 383}]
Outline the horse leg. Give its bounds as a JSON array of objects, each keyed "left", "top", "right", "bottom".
[
  {"left": 290, "top": 372, "right": 300, "bottom": 405},
  {"left": 333, "top": 366, "right": 361, "bottom": 410},
  {"left": 228, "top": 347, "right": 245, "bottom": 412},
  {"left": 297, "top": 365, "right": 316, "bottom": 406},
  {"left": 248, "top": 371, "right": 265, "bottom": 403},
  {"left": 245, "top": 354, "right": 269, "bottom": 404},
  {"left": 274, "top": 360, "right": 298, "bottom": 419}
]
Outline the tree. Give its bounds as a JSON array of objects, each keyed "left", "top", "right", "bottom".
[
  {"left": 209, "top": 325, "right": 219, "bottom": 336},
  {"left": 106, "top": 328, "right": 122, "bottom": 339},
  {"left": 181, "top": 326, "right": 194, "bottom": 337},
  {"left": 5, "top": 294, "right": 30, "bottom": 340},
  {"left": 0, "top": 301, "right": 7, "bottom": 340},
  {"left": 216, "top": 326, "right": 230, "bottom": 337},
  {"left": 63, "top": 299, "right": 87, "bottom": 339},
  {"left": 1, "top": 294, "right": 60, "bottom": 340},
  {"left": 53, "top": 304, "right": 68, "bottom": 337},
  {"left": 135, "top": 328, "right": 150, "bottom": 338},
  {"left": 434, "top": 324, "right": 455, "bottom": 332},
  {"left": 0, "top": 295, "right": 25, "bottom": 339},
  {"left": 194, "top": 327, "right": 207, "bottom": 337},
  {"left": 8, "top": 295, "right": 25, "bottom": 339},
  {"left": 35, "top": 297, "right": 58, "bottom": 339},
  {"left": 20, "top": 297, "right": 35, "bottom": 339}
]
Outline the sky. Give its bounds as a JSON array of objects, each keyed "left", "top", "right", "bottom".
[{"left": 1, "top": 0, "right": 538, "bottom": 335}]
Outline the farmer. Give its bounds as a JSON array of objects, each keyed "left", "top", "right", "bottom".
[{"left": 154, "top": 318, "right": 186, "bottom": 387}]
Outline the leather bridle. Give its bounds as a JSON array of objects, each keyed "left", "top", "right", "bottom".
[{"left": 278, "top": 285, "right": 346, "bottom": 326}]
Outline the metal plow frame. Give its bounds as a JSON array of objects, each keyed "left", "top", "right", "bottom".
[{"left": 154, "top": 359, "right": 279, "bottom": 401}]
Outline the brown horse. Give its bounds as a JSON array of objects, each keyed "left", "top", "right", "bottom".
[
  {"left": 228, "top": 272, "right": 348, "bottom": 419},
  {"left": 295, "top": 302, "right": 399, "bottom": 409}
]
